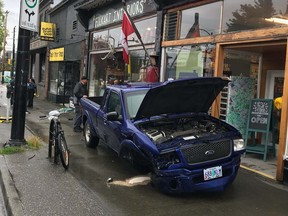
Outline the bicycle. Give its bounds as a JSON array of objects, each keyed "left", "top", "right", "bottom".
[{"left": 40, "top": 107, "right": 73, "bottom": 170}]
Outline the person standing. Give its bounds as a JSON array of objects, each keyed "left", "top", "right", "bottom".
[
  {"left": 145, "top": 51, "right": 159, "bottom": 82},
  {"left": 73, "top": 76, "right": 88, "bottom": 132},
  {"left": 27, "top": 78, "right": 37, "bottom": 108}
]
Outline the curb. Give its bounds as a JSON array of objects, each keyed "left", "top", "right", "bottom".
[
  {"left": 240, "top": 164, "right": 276, "bottom": 181},
  {"left": 0, "top": 156, "right": 24, "bottom": 216}
]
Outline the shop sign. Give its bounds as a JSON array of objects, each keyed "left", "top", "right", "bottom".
[
  {"left": 91, "top": 0, "right": 156, "bottom": 29},
  {"left": 247, "top": 99, "right": 273, "bottom": 132},
  {"left": 40, "top": 22, "right": 56, "bottom": 41},
  {"left": 50, "top": 47, "right": 64, "bottom": 62}
]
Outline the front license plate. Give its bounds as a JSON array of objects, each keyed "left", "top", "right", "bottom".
[{"left": 203, "top": 166, "right": 223, "bottom": 181}]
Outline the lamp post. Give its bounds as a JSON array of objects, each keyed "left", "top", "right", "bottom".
[{"left": 1, "top": 10, "right": 9, "bottom": 84}]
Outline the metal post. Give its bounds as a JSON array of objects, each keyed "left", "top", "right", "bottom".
[
  {"left": 11, "top": 26, "right": 16, "bottom": 77},
  {"left": 6, "top": 27, "right": 30, "bottom": 146},
  {"left": 1, "top": 11, "right": 9, "bottom": 84}
]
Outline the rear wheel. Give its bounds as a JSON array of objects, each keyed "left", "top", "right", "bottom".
[
  {"left": 84, "top": 121, "right": 99, "bottom": 148},
  {"left": 58, "top": 132, "right": 69, "bottom": 170}
]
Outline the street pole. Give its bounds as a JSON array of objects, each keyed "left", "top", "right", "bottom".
[
  {"left": 11, "top": 26, "right": 16, "bottom": 77},
  {"left": 6, "top": 27, "right": 30, "bottom": 146},
  {"left": 1, "top": 10, "right": 9, "bottom": 84}
]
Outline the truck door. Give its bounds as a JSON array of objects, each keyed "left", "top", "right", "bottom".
[
  {"left": 102, "top": 91, "right": 123, "bottom": 152},
  {"left": 95, "top": 89, "right": 109, "bottom": 140}
]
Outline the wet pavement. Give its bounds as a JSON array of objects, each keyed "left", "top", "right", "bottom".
[
  {"left": 0, "top": 83, "right": 285, "bottom": 215},
  {"left": 0, "top": 84, "right": 113, "bottom": 216}
]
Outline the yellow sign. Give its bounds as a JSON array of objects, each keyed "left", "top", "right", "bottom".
[
  {"left": 50, "top": 47, "right": 64, "bottom": 61},
  {"left": 40, "top": 22, "right": 55, "bottom": 41}
]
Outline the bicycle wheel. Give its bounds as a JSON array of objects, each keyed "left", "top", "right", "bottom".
[{"left": 58, "top": 131, "right": 69, "bottom": 170}]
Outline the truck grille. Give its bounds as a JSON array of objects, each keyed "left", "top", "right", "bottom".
[{"left": 181, "top": 140, "right": 232, "bottom": 165}]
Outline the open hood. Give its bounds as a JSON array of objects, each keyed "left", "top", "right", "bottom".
[{"left": 134, "top": 77, "right": 229, "bottom": 120}]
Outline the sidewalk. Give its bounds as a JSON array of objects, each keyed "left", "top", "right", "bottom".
[
  {"left": 0, "top": 85, "right": 112, "bottom": 216},
  {"left": 0, "top": 84, "right": 283, "bottom": 215}
]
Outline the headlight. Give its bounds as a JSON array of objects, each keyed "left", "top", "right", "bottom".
[
  {"left": 233, "top": 139, "right": 245, "bottom": 151},
  {"left": 155, "top": 151, "right": 181, "bottom": 170}
]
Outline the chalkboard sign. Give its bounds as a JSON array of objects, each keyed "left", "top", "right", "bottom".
[{"left": 247, "top": 99, "right": 273, "bottom": 132}]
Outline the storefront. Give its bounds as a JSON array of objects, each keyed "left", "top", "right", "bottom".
[
  {"left": 76, "top": 0, "right": 159, "bottom": 96},
  {"left": 47, "top": 0, "right": 87, "bottom": 104},
  {"left": 48, "top": 46, "right": 82, "bottom": 103},
  {"left": 159, "top": 0, "right": 288, "bottom": 181}
]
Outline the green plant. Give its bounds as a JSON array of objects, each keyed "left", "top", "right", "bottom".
[
  {"left": 0, "top": 135, "right": 43, "bottom": 155},
  {"left": 0, "top": 146, "right": 25, "bottom": 155}
]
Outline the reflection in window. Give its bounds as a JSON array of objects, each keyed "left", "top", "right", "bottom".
[
  {"left": 129, "top": 49, "right": 154, "bottom": 81},
  {"left": 89, "top": 52, "right": 126, "bottom": 97},
  {"left": 130, "top": 17, "right": 157, "bottom": 44},
  {"left": 91, "top": 30, "right": 109, "bottom": 50},
  {"left": 222, "top": 0, "right": 288, "bottom": 33},
  {"left": 180, "top": 2, "right": 221, "bottom": 39},
  {"left": 164, "top": 44, "right": 215, "bottom": 80},
  {"left": 164, "top": 1, "right": 222, "bottom": 41},
  {"left": 109, "top": 27, "right": 121, "bottom": 48},
  {"left": 107, "top": 92, "right": 121, "bottom": 114}
]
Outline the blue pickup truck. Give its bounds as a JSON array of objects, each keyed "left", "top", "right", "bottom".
[{"left": 80, "top": 77, "right": 245, "bottom": 194}]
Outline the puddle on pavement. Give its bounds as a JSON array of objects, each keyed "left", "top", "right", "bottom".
[{"left": 107, "top": 175, "right": 151, "bottom": 187}]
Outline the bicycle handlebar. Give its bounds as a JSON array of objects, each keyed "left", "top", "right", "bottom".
[{"left": 39, "top": 107, "right": 74, "bottom": 120}]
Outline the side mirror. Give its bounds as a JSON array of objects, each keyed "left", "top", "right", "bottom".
[{"left": 106, "top": 111, "right": 119, "bottom": 121}]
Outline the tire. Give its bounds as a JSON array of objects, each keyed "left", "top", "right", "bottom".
[
  {"left": 84, "top": 121, "right": 99, "bottom": 148},
  {"left": 58, "top": 132, "right": 69, "bottom": 170}
]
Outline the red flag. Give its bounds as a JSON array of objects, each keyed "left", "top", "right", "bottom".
[{"left": 121, "top": 10, "right": 135, "bottom": 64}]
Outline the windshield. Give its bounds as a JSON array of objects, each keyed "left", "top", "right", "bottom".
[{"left": 124, "top": 89, "right": 149, "bottom": 119}]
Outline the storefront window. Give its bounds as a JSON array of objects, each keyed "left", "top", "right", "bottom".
[
  {"left": 49, "top": 61, "right": 80, "bottom": 97},
  {"left": 164, "top": 44, "right": 215, "bottom": 81},
  {"left": 91, "top": 30, "right": 109, "bottom": 50},
  {"left": 88, "top": 48, "right": 154, "bottom": 97},
  {"left": 109, "top": 27, "right": 121, "bottom": 48},
  {"left": 164, "top": 1, "right": 222, "bottom": 41},
  {"left": 130, "top": 17, "right": 157, "bottom": 44},
  {"left": 222, "top": 0, "right": 288, "bottom": 33},
  {"left": 180, "top": 2, "right": 222, "bottom": 39},
  {"left": 39, "top": 53, "right": 46, "bottom": 83},
  {"left": 49, "top": 62, "right": 59, "bottom": 94},
  {"left": 89, "top": 52, "right": 126, "bottom": 97},
  {"left": 91, "top": 17, "right": 156, "bottom": 51}
]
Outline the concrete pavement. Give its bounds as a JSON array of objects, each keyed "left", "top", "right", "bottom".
[
  {"left": 0, "top": 83, "right": 284, "bottom": 215},
  {"left": 0, "top": 84, "right": 113, "bottom": 216}
]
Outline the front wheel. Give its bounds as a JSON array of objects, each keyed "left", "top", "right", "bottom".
[
  {"left": 84, "top": 121, "right": 99, "bottom": 148},
  {"left": 58, "top": 132, "right": 69, "bottom": 170},
  {"left": 48, "top": 120, "right": 58, "bottom": 164}
]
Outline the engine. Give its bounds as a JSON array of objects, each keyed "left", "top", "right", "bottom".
[{"left": 139, "top": 116, "right": 228, "bottom": 145}]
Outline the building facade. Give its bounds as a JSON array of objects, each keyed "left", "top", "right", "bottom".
[
  {"left": 76, "top": 0, "right": 160, "bottom": 96},
  {"left": 46, "top": 0, "right": 86, "bottom": 103},
  {"left": 29, "top": 0, "right": 53, "bottom": 100}
]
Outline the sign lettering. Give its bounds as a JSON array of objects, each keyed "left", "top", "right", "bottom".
[
  {"left": 92, "top": 0, "right": 156, "bottom": 29},
  {"left": 248, "top": 99, "right": 273, "bottom": 131},
  {"left": 50, "top": 47, "right": 65, "bottom": 62}
]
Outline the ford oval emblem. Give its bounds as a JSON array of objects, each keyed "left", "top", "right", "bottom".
[{"left": 205, "top": 150, "right": 215, "bottom": 156}]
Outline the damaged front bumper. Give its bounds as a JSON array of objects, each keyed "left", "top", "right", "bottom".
[{"left": 151, "top": 155, "right": 242, "bottom": 194}]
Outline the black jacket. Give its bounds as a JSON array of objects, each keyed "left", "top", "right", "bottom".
[{"left": 73, "top": 81, "right": 88, "bottom": 104}]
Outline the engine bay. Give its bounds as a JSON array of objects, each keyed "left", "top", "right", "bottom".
[{"left": 138, "top": 115, "right": 230, "bottom": 145}]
